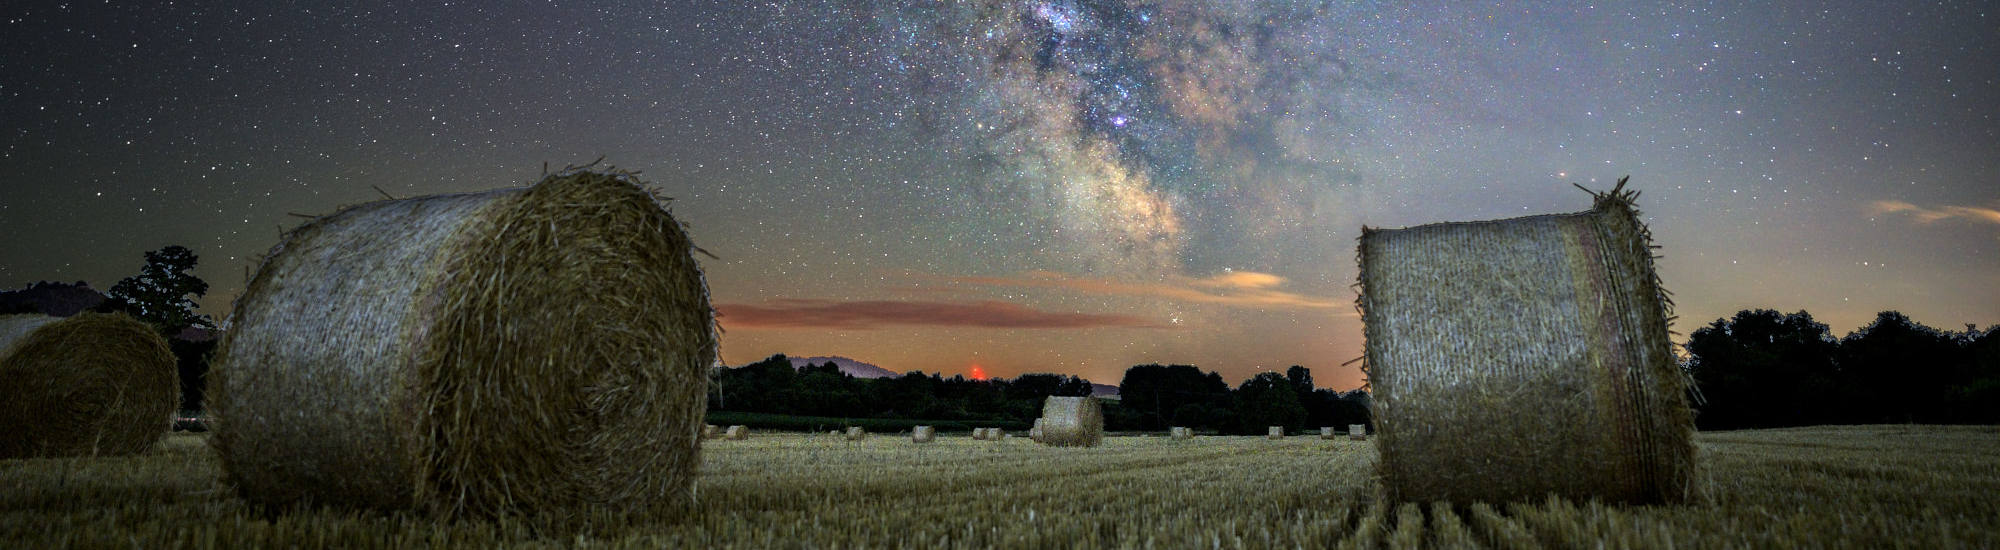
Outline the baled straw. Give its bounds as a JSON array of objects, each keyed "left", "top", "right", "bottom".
[
  {"left": 1035, "top": 396, "right": 1103, "bottom": 447},
  {"left": 0, "top": 313, "right": 178, "bottom": 458},
  {"left": 211, "top": 169, "right": 717, "bottom": 529},
  {"left": 1267, "top": 426, "right": 1285, "bottom": 440},
  {"left": 703, "top": 424, "right": 720, "bottom": 440},
  {"left": 845, "top": 426, "right": 867, "bottom": 441},
  {"left": 1028, "top": 418, "right": 1045, "bottom": 443},
  {"left": 971, "top": 427, "right": 989, "bottom": 441},
  {"left": 912, "top": 425, "right": 936, "bottom": 443},
  {"left": 1348, "top": 424, "right": 1367, "bottom": 441},
  {"left": 1170, "top": 427, "right": 1193, "bottom": 440},
  {"left": 1357, "top": 177, "right": 1695, "bottom": 505},
  {"left": 724, "top": 425, "right": 748, "bottom": 440},
  {"left": 1320, "top": 427, "right": 1337, "bottom": 440}
]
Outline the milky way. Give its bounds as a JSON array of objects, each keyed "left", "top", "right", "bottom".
[{"left": 846, "top": 0, "right": 1413, "bottom": 275}]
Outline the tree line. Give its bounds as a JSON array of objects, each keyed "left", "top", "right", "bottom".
[
  {"left": 711, "top": 356, "right": 1374, "bottom": 434},
  {"left": 1685, "top": 309, "right": 2000, "bottom": 429}
]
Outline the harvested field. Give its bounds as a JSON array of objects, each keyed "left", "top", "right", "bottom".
[{"left": 2, "top": 425, "right": 1996, "bottom": 548}]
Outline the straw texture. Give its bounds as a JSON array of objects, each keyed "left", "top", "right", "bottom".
[
  {"left": 1267, "top": 426, "right": 1285, "bottom": 440},
  {"left": 1357, "top": 177, "right": 1694, "bottom": 505},
  {"left": 911, "top": 425, "right": 935, "bottom": 443},
  {"left": 845, "top": 427, "right": 867, "bottom": 441},
  {"left": 1320, "top": 427, "right": 1337, "bottom": 440},
  {"left": 1170, "top": 427, "right": 1193, "bottom": 440},
  {"left": 1348, "top": 424, "right": 1367, "bottom": 441},
  {"left": 1036, "top": 396, "right": 1103, "bottom": 447},
  {"left": 211, "top": 169, "right": 717, "bottom": 529},
  {"left": 0, "top": 313, "right": 178, "bottom": 458},
  {"left": 724, "top": 426, "right": 748, "bottom": 440}
]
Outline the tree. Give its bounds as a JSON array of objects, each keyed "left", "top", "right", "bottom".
[
  {"left": 1230, "top": 372, "right": 1307, "bottom": 435},
  {"left": 1837, "top": 311, "right": 1959, "bottom": 424},
  {"left": 1118, "top": 364, "right": 1230, "bottom": 430},
  {"left": 106, "top": 246, "right": 213, "bottom": 333},
  {"left": 1684, "top": 309, "right": 1839, "bottom": 429}
]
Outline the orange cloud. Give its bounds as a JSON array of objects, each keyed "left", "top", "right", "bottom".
[
  {"left": 1870, "top": 200, "right": 2000, "bottom": 226},
  {"left": 716, "top": 299, "right": 1166, "bottom": 330},
  {"left": 953, "top": 270, "right": 1345, "bottom": 309}
]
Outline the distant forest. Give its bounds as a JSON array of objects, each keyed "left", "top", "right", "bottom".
[
  {"left": 1686, "top": 309, "right": 2000, "bottom": 429},
  {"left": 713, "top": 356, "right": 1373, "bottom": 434}
]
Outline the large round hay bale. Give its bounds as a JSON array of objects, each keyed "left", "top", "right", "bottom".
[
  {"left": 1319, "top": 427, "right": 1337, "bottom": 440},
  {"left": 1028, "top": 418, "right": 1045, "bottom": 443},
  {"left": 0, "top": 312, "right": 178, "bottom": 458},
  {"left": 1035, "top": 396, "right": 1103, "bottom": 447},
  {"left": 1357, "top": 179, "right": 1695, "bottom": 505},
  {"left": 1348, "top": 424, "right": 1368, "bottom": 441},
  {"left": 1170, "top": 426, "right": 1193, "bottom": 440},
  {"left": 845, "top": 427, "right": 867, "bottom": 441},
  {"left": 724, "top": 425, "right": 748, "bottom": 440},
  {"left": 211, "top": 170, "right": 717, "bottom": 528},
  {"left": 911, "top": 425, "right": 935, "bottom": 443},
  {"left": 702, "top": 424, "right": 720, "bottom": 440},
  {"left": 1267, "top": 426, "right": 1286, "bottom": 440}
]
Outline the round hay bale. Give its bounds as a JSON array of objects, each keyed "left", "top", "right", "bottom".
[
  {"left": 911, "top": 425, "right": 936, "bottom": 443},
  {"left": 1035, "top": 396, "right": 1103, "bottom": 447},
  {"left": 702, "top": 424, "right": 720, "bottom": 440},
  {"left": 989, "top": 428, "right": 1006, "bottom": 440},
  {"left": 724, "top": 425, "right": 748, "bottom": 440},
  {"left": 1348, "top": 424, "right": 1368, "bottom": 441},
  {"left": 1170, "top": 426, "right": 1193, "bottom": 440},
  {"left": 1357, "top": 179, "right": 1695, "bottom": 505},
  {"left": 970, "top": 427, "right": 987, "bottom": 441},
  {"left": 845, "top": 427, "right": 867, "bottom": 441},
  {"left": 211, "top": 170, "right": 717, "bottom": 528},
  {"left": 1267, "top": 426, "right": 1285, "bottom": 440},
  {"left": 1320, "top": 427, "right": 1337, "bottom": 440},
  {"left": 1028, "top": 418, "right": 1045, "bottom": 443},
  {"left": 0, "top": 313, "right": 178, "bottom": 458}
]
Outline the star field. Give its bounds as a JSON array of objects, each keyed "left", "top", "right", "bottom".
[{"left": 3, "top": 1, "right": 1994, "bottom": 389}]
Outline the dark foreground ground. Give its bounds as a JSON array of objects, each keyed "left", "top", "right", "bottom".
[{"left": 3, "top": 425, "right": 1995, "bottom": 548}]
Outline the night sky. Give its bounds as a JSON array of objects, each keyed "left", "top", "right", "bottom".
[{"left": 4, "top": 1, "right": 1995, "bottom": 390}]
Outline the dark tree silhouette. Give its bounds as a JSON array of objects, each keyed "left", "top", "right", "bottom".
[
  {"left": 1685, "top": 309, "right": 1839, "bottom": 429},
  {"left": 105, "top": 245, "right": 213, "bottom": 333},
  {"left": 1117, "top": 364, "right": 1230, "bottom": 430},
  {"left": 1838, "top": 311, "right": 1961, "bottom": 424},
  {"left": 1230, "top": 372, "right": 1307, "bottom": 435}
]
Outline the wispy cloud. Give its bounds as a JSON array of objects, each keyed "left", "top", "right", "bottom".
[
  {"left": 1870, "top": 200, "right": 2000, "bottom": 226},
  {"left": 951, "top": 270, "right": 1345, "bottom": 309},
  {"left": 716, "top": 299, "right": 1166, "bottom": 330}
]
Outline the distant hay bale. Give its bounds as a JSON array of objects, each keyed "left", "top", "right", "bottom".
[
  {"left": 1170, "top": 427, "right": 1193, "bottom": 440},
  {"left": 845, "top": 427, "right": 867, "bottom": 441},
  {"left": 724, "top": 425, "right": 747, "bottom": 440},
  {"left": 1357, "top": 178, "right": 1695, "bottom": 505},
  {"left": 1035, "top": 396, "right": 1103, "bottom": 447},
  {"left": 1028, "top": 418, "right": 1045, "bottom": 443},
  {"left": 971, "top": 427, "right": 991, "bottom": 441},
  {"left": 912, "top": 425, "right": 935, "bottom": 443},
  {"left": 1267, "top": 426, "right": 1285, "bottom": 440},
  {"left": 1349, "top": 424, "right": 1368, "bottom": 441},
  {"left": 0, "top": 312, "right": 178, "bottom": 458},
  {"left": 1320, "top": 427, "right": 1337, "bottom": 440},
  {"left": 703, "top": 424, "right": 720, "bottom": 440},
  {"left": 211, "top": 169, "right": 717, "bottom": 528}
]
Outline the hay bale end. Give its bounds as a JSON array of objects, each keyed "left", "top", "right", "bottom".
[
  {"left": 0, "top": 313, "right": 178, "bottom": 459},
  {"left": 1357, "top": 177, "right": 1695, "bottom": 505},
  {"left": 211, "top": 169, "right": 717, "bottom": 529},
  {"left": 1035, "top": 396, "right": 1104, "bottom": 447}
]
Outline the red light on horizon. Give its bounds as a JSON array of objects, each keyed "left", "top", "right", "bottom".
[{"left": 969, "top": 364, "right": 989, "bottom": 381}]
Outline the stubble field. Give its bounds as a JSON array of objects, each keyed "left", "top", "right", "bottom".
[{"left": 3, "top": 425, "right": 1996, "bottom": 548}]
